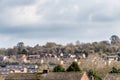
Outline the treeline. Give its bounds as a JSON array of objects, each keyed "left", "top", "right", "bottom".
[{"left": 0, "top": 35, "right": 120, "bottom": 56}]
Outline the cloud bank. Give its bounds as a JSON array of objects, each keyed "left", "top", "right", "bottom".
[{"left": 0, "top": 0, "right": 120, "bottom": 48}]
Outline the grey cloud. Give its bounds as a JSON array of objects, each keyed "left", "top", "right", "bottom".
[
  {"left": 0, "top": 24, "right": 84, "bottom": 39},
  {"left": 1, "top": 0, "right": 120, "bottom": 25},
  {"left": 0, "top": 0, "right": 120, "bottom": 47},
  {"left": 0, "top": 22, "right": 114, "bottom": 41},
  {"left": 36, "top": 0, "right": 118, "bottom": 22},
  {"left": 0, "top": 0, "right": 36, "bottom": 7},
  {"left": 0, "top": 0, "right": 36, "bottom": 13},
  {"left": 92, "top": 14, "right": 120, "bottom": 22}
]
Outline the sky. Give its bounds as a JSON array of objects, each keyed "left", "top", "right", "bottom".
[{"left": 0, "top": 0, "right": 120, "bottom": 48}]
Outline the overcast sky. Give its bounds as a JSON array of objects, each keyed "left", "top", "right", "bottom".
[{"left": 0, "top": 0, "right": 120, "bottom": 48}]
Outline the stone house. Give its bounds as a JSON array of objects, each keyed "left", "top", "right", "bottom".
[{"left": 106, "top": 55, "right": 119, "bottom": 61}]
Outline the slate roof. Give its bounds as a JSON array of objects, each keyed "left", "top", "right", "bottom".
[
  {"left": 41, "top": 72, "right": 84, "bottom": 80},
  {"left": 5, "top": 73, "right": 40, "bottom": 80},
  {"left": 5, "top": 72, "right": 89, "bottom": 80},
  {"left": 104, "top": 74, "right": 120, "bottom": 80}
]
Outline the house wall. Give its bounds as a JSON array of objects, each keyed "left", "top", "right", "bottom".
[{"left": 81, "top": 72, "right": 89, "bottom": 80}]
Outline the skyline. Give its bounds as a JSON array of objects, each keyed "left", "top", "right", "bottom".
[{"left": 0, "top": 0, "right": 120, "bottom": 48}]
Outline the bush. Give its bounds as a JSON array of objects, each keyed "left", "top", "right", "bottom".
[
  {"left": 110, "top": 67, "right": 120, "bottom": 73},
  {"left": 66, "top": 62, "right": 81, "bottom": 72},
  {"left": 88, "top": 69, "right": 102, "bottom": 80},
  {"left": 53, "top": 64, "right": 65, "bottom": 72}
]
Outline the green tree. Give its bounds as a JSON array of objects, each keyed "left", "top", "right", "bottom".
[
  {"left": 66, "top": 62, "right": 81, "bottom": 72},
  {"left": 110, "top": 35, "right": 120, "bottom": 45},
  {"left": 53, "top": 64, "right": 65, "bottom": 72},
  {"left": 22, "top": 49, "right": 28, "bottom": 55}
]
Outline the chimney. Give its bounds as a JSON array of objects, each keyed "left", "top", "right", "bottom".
[
  {"left": 91, "top": 76, "right": 94, "bottom": 80},
  {"left": 24, "top": 67, "right": 28, "bottom": 73}
]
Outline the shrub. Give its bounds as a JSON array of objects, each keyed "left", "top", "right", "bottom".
[
  {"left": 66, "top": 62, "right": 81, "bottom": 72},
  {"left": 110, "top": 67, "right": 120, "bottom": 73},
  {"left": 53, "top": 64, "right": 65, "bottom": 72},
  {"left": 88, "top": 69, "right": 102, "bottom": 80}
]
